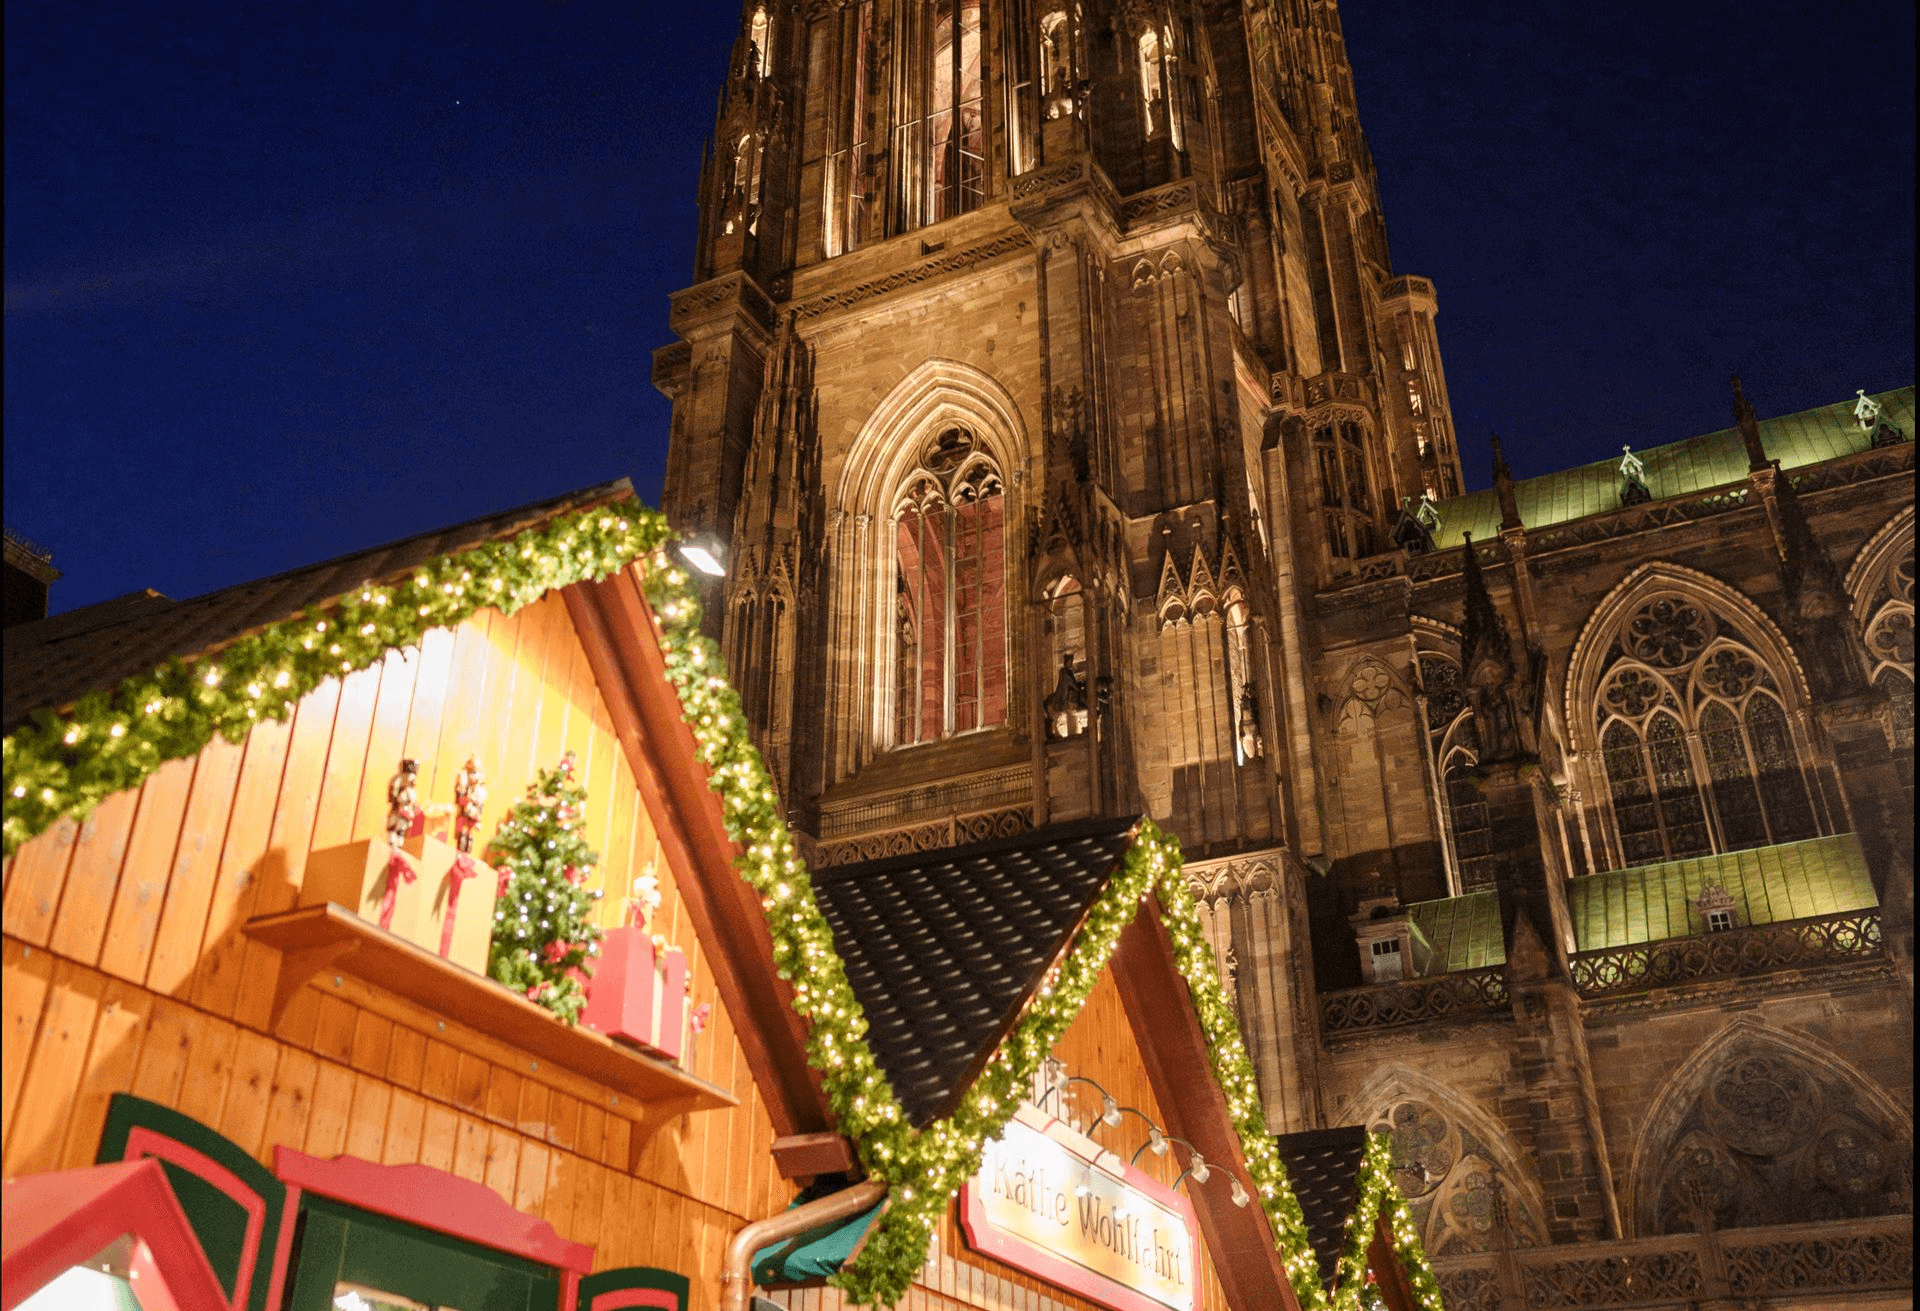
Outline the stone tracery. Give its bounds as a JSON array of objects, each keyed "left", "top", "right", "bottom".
[
  {"left": 1368, "top": 1096, "right": 1548, "bottom": 1257},
  {"left": 1571, "top": 575, "right": 1824, "bottom": 869},
  {"left": 1638, "top": 1037, "right": 1911, "bottom": 1234}
]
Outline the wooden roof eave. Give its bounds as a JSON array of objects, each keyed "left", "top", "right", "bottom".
[
  {"left": 1110, "top": 900, "right": 1303, "bottom": 1311},
  {"left": 562, "top": 566, "right": 833, "bottom": 1141}
]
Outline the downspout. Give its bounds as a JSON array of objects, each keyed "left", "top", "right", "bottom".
[{"left": 719, "top": 1180, "right": 888, "bottom": 1311}]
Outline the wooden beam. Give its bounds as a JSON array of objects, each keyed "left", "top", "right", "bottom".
[
  {"left": 246, "top": 904, "right": 734, "bottom": 1132},
  {"left": 1111, "top": 901, "right": 1302, "bottom": 1311},
  {"left": 562, "top": 570, "right": 829, "bottom": 1138}
]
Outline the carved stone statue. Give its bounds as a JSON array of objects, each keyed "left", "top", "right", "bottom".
[
  {"left": 1044, "top": 653, "right": 1088, "bottom": 740},
  {"left": 1236, "top": 683, "right": 1263, "bottom": 761},
  {"left": 1619, "top": 444, "right": 1652, "bottom": 506}
]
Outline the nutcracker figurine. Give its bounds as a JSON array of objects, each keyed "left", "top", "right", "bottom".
[
  {"left": 452, "top": 755, "right": 488, "bottom": 854},
  {"left": 386, "top": 758, "right": 421, "bottom": 845}
]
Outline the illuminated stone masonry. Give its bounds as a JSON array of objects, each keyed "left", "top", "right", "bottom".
[{"left": 659, "top": 3, "right": 1914, "bottom": 1307}]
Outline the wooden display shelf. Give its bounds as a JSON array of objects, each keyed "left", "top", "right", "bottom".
[{"left": 244, "top": 903, "right": 736, "bottom": 1120}]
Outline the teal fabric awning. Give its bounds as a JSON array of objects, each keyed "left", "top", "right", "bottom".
[{"left": 750, "top": 1201, "right": 885, "bottom": 1285}]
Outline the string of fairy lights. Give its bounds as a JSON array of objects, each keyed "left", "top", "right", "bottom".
[{"left": 2, "top": 497, "right": 1441, "bottom": 1311}]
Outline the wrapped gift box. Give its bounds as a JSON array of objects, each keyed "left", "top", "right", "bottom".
[
  {"left": 406, "top": 835, "right": 499, "bottom": 975},
  {"left": 302, "top": 838, "right": 434, "bottom": 942},
  {"left": 581, "top": 926, "right": 688, "bottom": 1060}
]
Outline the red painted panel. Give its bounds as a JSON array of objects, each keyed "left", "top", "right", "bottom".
[
  {"left": 273, "top": 1146, "right": 595, "bottom": 1275},
  {"left": 1, "top": 1159, "right": 226, "bottom": 1311},
  {"left": 122, "top": 1125, "right": 265, "bottom": 1311}
]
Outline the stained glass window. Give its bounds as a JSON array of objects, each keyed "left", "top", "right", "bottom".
[
  {"left": 1591, "top": 595, "right": 1825, "bottom": 865},
  {"left": 894, "top": 430, "right": 1006, "bottom": 745}
]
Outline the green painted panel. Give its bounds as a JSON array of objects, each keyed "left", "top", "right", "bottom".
[
  {"left": 96, "top": 1093, "right": 288, "bottom": 1311},
  {"left": 286, "top": 1196, "right": 559, "bottom": 1311}
]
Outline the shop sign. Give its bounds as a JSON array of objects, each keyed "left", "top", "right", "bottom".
[{"left": 959, "top": 1106, "right": 1196, "bottom": 1311}]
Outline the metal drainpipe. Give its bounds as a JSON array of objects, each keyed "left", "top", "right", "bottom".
[{"left": 719, "top": 1180, "right": 888, "bottom": 1311}]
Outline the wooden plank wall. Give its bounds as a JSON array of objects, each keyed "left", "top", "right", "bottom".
[
  {"left": 2, "top": 587, "right": 792, "bottom": 1308},
  {"left": 929, "top": 966, "right": 1232, "bottom": 1311}
]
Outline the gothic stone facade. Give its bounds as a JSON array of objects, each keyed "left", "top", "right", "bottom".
[{"left": 655, "top": 0, "right": 1915, "bottom": 1297}]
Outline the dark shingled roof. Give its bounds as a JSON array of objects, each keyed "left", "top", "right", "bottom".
[
  {"left": 2, "top": 480, "right": 632, "bottom": 734},
  {"left": 810, "top": 816, "right": 1141, "bottom": 1128},
  {"left": 1274, "top": 1126, "right": 1371, "bottom": 1288}
]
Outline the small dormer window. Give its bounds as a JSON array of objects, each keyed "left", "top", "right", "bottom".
[
  {"left": 1694, "top": 883, "right": 1738, "bottom": 935},
  {"left": 1370, "top": 937, "right": 1404, "bottom": 981}
]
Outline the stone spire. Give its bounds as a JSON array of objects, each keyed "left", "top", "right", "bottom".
[
  {"left": 1732, "top": 374, "right": 1771, "bottom": 472},
  {"left": 1771, "top": 465, "right": 1871, "bottom": 701},
  {"left": 1459, "top": 533, "right": 1512, "bottom": 678},
  {"left": 1491, "top": 434, "right": 1522, "bottom": 531}
]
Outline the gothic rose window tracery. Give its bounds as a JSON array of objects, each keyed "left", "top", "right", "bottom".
[
  {"left": 1623, "top": 597, "right": 1711, "bottom": 667},
  {"left": 1370, "top": 1099, "right": 1544, "bottom": 1256},
  {"left": 893, "top": 428, "right": 1007, "bottom": 745},
  {"left": 1588, "top": 595, "right": 1819, "bottom": 867},
  {"left": 1644, "top": 1044, "right": 1907, "bottom": 1233}
]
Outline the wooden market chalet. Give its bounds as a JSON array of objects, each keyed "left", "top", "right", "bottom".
[{"left": 2, "top": 482, "right": 1437, "bottom": 1311}]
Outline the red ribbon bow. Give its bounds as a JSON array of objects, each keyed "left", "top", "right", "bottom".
[
  {"left": 378, "top": 851, "right": 417, "bottom": 931},
  {"left": 441, "top": 854, "right": 481, "bottom": 958}
]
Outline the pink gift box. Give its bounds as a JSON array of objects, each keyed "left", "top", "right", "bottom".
[{"left": 581, "top": 926, "right": 688, "bottom": 1060}]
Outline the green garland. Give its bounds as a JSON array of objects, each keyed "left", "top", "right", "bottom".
[
  {"left": 1329, "top": 1133, "right": 1446, "bottom": 1311},
  {"left": 3, "top": 502, "right": 669, "bottom": 858},
  {"left": 641, "top": 561, "right": 1440, "bottom": 1309},
  {"left": 5, "top": 496, "right": 1440, "bottom": 1310}
]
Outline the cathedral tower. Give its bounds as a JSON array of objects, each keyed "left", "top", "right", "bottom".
[{"left": 657, "top": 0, "right": 1467, "bottom": 1129}]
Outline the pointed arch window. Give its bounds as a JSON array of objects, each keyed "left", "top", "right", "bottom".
[
  {"left": 1420, "top": 654, "right": 1493, "bottom": 892},
  {"left": 1589, "top": 595, "right": 1821, "bottom": 867},
  {"left": 894, "top": 428, "right": 1007, "bottom": 745},
  {"left": 1314, "top": 418, "right": 1377, "bottom": 561},
  {"left": 822, "top": 0, "right": 877, "bottom": 256},
  {"left": 1135, "top": 20, "right": 1185, "bottom": 149},
  {"left": 896, "top": 0, "right": 985, "bottom": 229},
  {"left": 746, "top": 5, "right": 772, "bottom": 77},
  {"left": 1859, "top": 537, "right": 1914, "bottom": 761}
]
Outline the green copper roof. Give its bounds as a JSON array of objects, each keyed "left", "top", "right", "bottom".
[
  {"left": 1409, "top": 890, "right": 1502, "bottom": 973},
  {"left": 1566, "top": 833, "right": 1876, "bottom": 949},
  {"left": 1405, "top": 833, "right": 1874, "bottom": 973},
  {"left": 1429, "top": 387, "right": 1913, "bottom": 546}
]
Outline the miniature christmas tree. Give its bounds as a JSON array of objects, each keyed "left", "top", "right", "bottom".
[{"left": 485, "top": 752, "right": 603, "bottom": 1022}]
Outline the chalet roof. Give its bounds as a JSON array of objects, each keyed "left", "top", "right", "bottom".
[
  {"left": 1407, "top": 832, "right": 1875, "bottom": 971},
  {"left": 2, "top": 480, "right": 632, "bottom": 734},
  {"left": 1272, "top": 1126, "right": 1371, "bottom": 1289},
  {"left": 1428, "top": 386, "right": 1913, "bottom": 546},
  {"left": 809, "top": 817, "right": 1140, "bottom": 1128}
]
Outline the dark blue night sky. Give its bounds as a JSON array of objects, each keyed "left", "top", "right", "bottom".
[{"left": 6, "top": 2, "right": 1913, "bottom": 614}]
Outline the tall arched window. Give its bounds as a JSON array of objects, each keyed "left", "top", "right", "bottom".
[
  {"left": 1859, "top": 535, "right": 1914, "bottom": 752},
  {"left": 896, "top": 0, "right": 985, "bottom": 229},
  {"left": 746, "top": 5, "right": 772, "bottom": 76},
  {"left": 1420, "top": 654, "right": 1493, "bottom": 892},
  {"left": 893, "top": 428, "right": 1007, "bottom": 744},
  {"left": 1134, "top": 20, "right": 1185, "bottom": 149},
  {"left": 1588, "top": 594, "right": 1820, "bottom": 867},
  {"left": 1315, "top": 418, "right": 1377, "bottom": 561}
]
